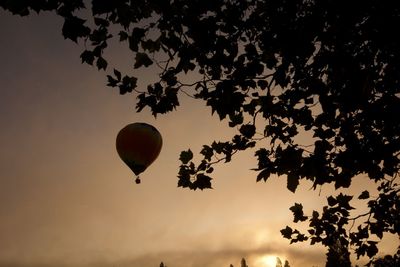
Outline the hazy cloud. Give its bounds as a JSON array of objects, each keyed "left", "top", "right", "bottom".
[{"left": 0, "top": 244, "right": 326, "bottom": 267}]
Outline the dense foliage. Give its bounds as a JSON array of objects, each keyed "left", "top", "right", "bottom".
[
  {"left": 2, "top": 0, "right": 399, "bottom": 264},
  {"left": 325, "top": 238, "right": 351, "bottom": 267}
]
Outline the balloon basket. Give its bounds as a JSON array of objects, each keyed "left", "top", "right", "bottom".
[{"left": 135, "top": 176, "right": 141, "bottom": 184}]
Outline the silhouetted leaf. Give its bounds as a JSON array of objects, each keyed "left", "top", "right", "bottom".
[
  {"left": 129, "top": 28, "right": 146, "bottom": 52},
  {"left": 336, "top": 194, "right": 354, "bottom": 210},
  {"left": 94, "top": 17, "right": 109, "bottom": 27},
  {"left": 119, "top": 31, "right": 128, "bottom": 41},
  {"left": 366, "top": 242, "right": 379, "bottom": 258},
  {"left": 193, "top": 173, "right": 212, "bottom": 190},
  {"left": 118, "top": 75, "right": 137, "bottom": 94},
  {"left": 287, "top": 173, "right": 299, "bottom": 193},
  {"left": 358, "top": 190, "right": 370, "bottom": 200},
  {"left": 62, "top": 16, "right": 90, "bottom": 42},
  {"left": 200, "top": 145, "right": 213, "bottom": 161},
  {"left": 142, "top": 39, "right": 161, "bottom": 53},
  {"left": 113, "top": 69, "right": 121, "bottom": 80},
  {"left": 239, "top": 124, "right": 256, "bottom": 139},
  {"left": 96, "top": 56, "right": 107, "bottom": 70},
  {"left": 327, "top": 196, "right": 337, "bottom": 206},
  {"left": 256, "top": 169, "right": 271, "bottom": 182},
  {"left": 134, "top": 52, "right": 153, "bottom": 68},
  {"left": 290, "top": 203, "right": 307, "bottom": 222},
  {"left": 179, "top": 149, "right": 193, "bottom": 164},
  {"left": 107, "top": 75, "right": 118, "bottom": 87},
  {"left": 80, "top": 50, "right": 94, "bottom": 65},
  {"left": 281, "top": 226, "right": 293, "bottom": 239}
]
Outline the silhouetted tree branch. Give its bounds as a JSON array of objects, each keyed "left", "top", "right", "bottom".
[{"left": 2, "top": 0, "right": 399, "bottom": 263}]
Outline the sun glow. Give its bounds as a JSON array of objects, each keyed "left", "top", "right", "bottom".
[{"left": 256, "top": 255, "right": 279, "bottom": 267}]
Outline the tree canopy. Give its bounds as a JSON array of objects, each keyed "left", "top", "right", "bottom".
[{"left": 2, "top": 0, "right": 399, "bottom": 264}]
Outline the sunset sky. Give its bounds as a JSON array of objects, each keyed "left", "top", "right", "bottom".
[{"left": 0, "top": 10, "right": 398, "bottom": 267}]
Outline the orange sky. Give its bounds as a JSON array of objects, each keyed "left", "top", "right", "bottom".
[{"left": 0, "top": 11, "right": 398, "bottom": 267}]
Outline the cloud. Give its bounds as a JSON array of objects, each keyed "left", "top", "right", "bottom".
[{"left": 0, "top": 244, "right": 326, "bottom": 267}]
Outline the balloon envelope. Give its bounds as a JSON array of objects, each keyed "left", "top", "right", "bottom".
[{"left": 116, "top": 122, "right": 162, "bottom": 176}]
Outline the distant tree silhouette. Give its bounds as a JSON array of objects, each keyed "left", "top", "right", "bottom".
[
  {"left": 283, "top": 259, "right": 290, "bottom": 267},
  {"left": 1, "top": 0, "right": 399, "bottom": 264},
  {"left": 240, "top": 258, "right": 249, "bottom": 267},
  {"left": 275, "top": 257, "right": 282, "bottom": 267},
  {"left": 275, "top": 257, "right": 290, "bottom": 267}
]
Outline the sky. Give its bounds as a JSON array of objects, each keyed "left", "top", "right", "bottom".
[{"left": 0, "top": 9, "right": 398, "bottom": 267}]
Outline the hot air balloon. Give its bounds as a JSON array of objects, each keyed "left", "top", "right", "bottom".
[{"left": 116, "top": 122, "right": 162, "bottom": 183}]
